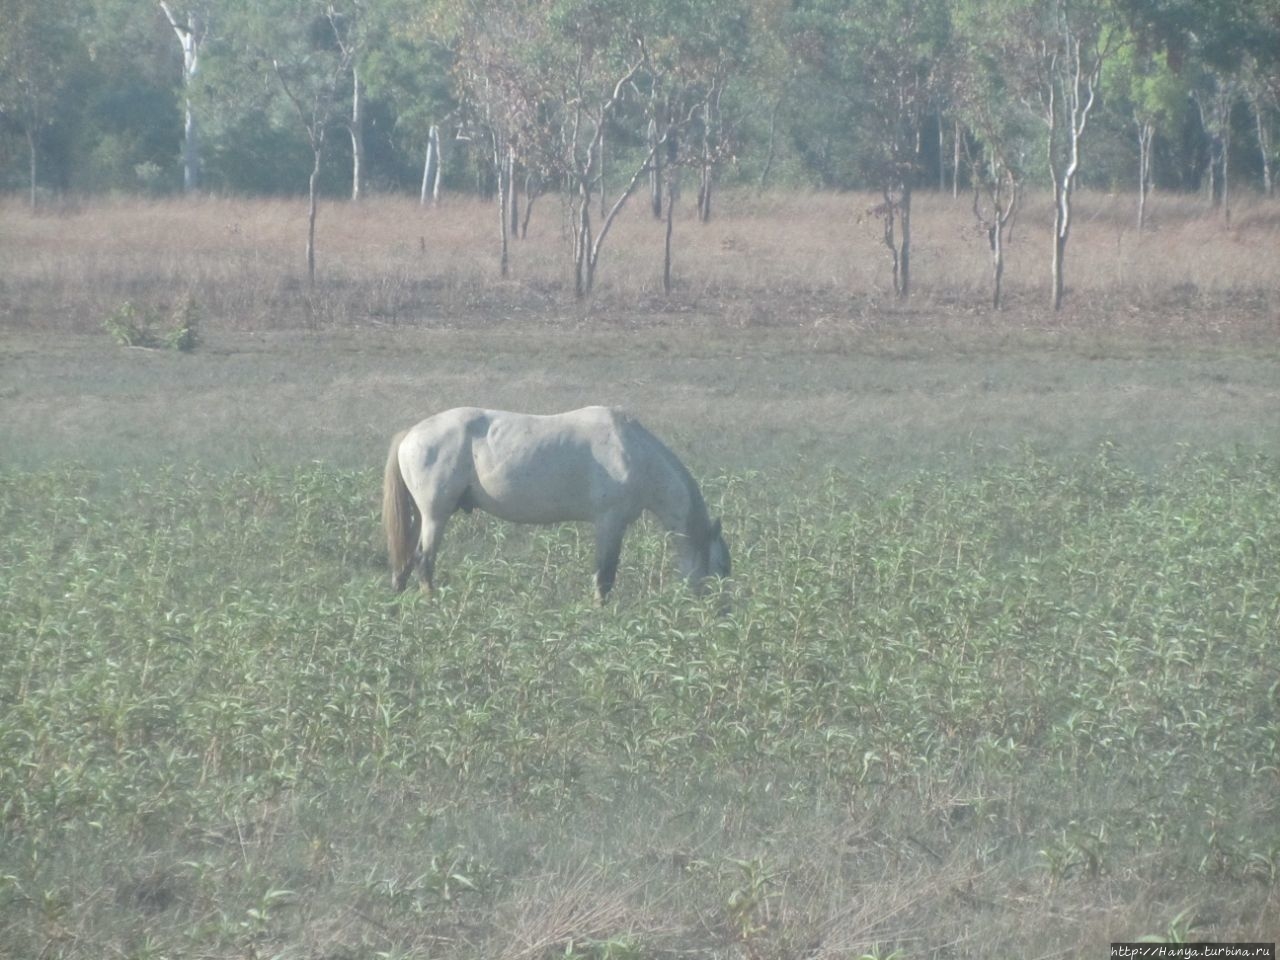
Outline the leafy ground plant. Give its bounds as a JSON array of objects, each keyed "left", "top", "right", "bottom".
[{"left": 102, "top": 296, "right": 200, "bottom": 351}]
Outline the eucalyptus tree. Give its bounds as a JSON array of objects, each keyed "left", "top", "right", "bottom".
[
  {"left": 442, "top": 0, "right": 557, "bottom": 277},
  {"left": 0, "top": 0, "right": 83, "bottom": 207},
  {"left": 953, "top": 3, "right": 1036, "bottom": 308},
  {"left": 330, "top": 0, "right": 367, "bottom": 200},
  {"left": 159, "top": 0, "right": 207, "bottom": 192},
  {"left": 358, "top": 0, "right": 456, "bottom": 205},
  {"left": 1036, "top": 0, "right": 1113, "bottom": 310},
  {"left": 219, "top": 0, "right": 357, "bottom": 286},
  {"left": 788, "top": 0, "right": 950, "bottom": 299},
  {"left": 1242, "top": 57, "right": 1276, "bottom": 197},
  {"left": 440, "top": 0, "right": 743, "bottom": 297},
  {"left": 1115, "top": 0, "right": 1280, "bottom": 211},
  {"left": 969, "top": 0, "right": 1113, "bottom": 311},
  {"left": 1103, "top": 35, "right": 1185, "bottom": 232}
]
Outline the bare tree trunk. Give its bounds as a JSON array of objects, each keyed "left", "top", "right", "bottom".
[
  {"left": 567, "top": 59, "right": 643, "bottom": 299},
  {"left": 1051, "top": 182, "right": 1068, "bottom": 310},
  {"left": 574, "top": 178, "right": 591, "bottom": 298},
  {"left": 420, "top": 133, "right": 435, "bottom": 205},
  {"left": 599, "top": 123, "right": 607, "bottom": 219},
  {"left": 701, "top": 80, "right": 721, "bottom": 224},
  {"left": 521, "top": 172, "right": 539, "bottom": 237},
  {"left": 952, "top": 119, "right": 962, "bottom": 199},
  {"left": 663, "top": 169, "right": 678, "bottom": 294},
  {"left": 349, "top": 66, "right": 364, "bottom": 201},
  {"left": 495, "top": 134, "right": 510, "bottom": 278},
  {"left": 1222, "top": 120, "right": 1231, "bottom": 223},
  {"left": 160, "top": 2, "right": 202, "bottom": 193},
  {"left": 1196, "top": 78, "right": 1235, "bottom": 218},
  {"left": 974, "top": 166, "right": 1019, "bottom": 309},
  {"left": 876, "top": 188, "right": 909, "bottom": 297},
  {"left": 431, "top": 127, "right": 443, "bottom": 203},
  {"left": 588, "top": 144, "right": 657, "bottom": 291},
  {"left": 698, "top": 94, "right": 716, "bottom": 223},
  {"left": 991, "top": 203, "right": 1006, "bottom": 308},
  {"left": 760, "top": 96, "right": 782, "bottom": 191},
  {"left": 419, "top": 125, "right": 442, "bottom": 205},
  {"left": 508, "top": 149, "right": 520, "bottom": 237},
  {"left": 1045, "top": 31, "right": 1101, "bottom": 311},
  {"left": 1254, "top": 93, "right": 1274, "bottom": 196},
  {"left": 649, "top": 117, "right": 663, "bottom": 218},
  {"left": 898, "top": 182, "right": 912, "bottom": 298},
  {"left": 883, "top": 200, "right": 898, "bottom": 293},
  {"left": 1136, "top": 116, "right": 1154, "bottom": 234},
  {"left": 307, "top": 147, "right": 321, "bottom": 289},
  {"left": 938, "top": 113, "right": 946, "bottom": 192},
  {"left": 26, "top": 127, "right": 38, "bottom": 210}
]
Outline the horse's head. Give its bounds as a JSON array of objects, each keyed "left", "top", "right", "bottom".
[{"left": 683, "top": 516, "right": 730, "bottom": 592}]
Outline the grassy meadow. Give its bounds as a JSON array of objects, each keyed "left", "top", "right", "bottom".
[{"left": 2, "top": 189, "right": 1280, "bottom": 958}]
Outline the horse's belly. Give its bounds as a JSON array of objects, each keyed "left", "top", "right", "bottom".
[{"left": 471, "top": 458, "right": 603, "bottom": 524}]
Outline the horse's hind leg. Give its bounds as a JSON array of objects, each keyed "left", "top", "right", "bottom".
[
  {"left": 415, "top": 512, "right": 450, "bottom": 596},
  {"left": 593, "top": 513, "right": 627, "bottom": 604}
]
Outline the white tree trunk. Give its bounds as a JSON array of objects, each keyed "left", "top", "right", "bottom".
[
  {"left": 648, "top": 117, "right": 663, "bottom": 218},
  {"left": 663, "top": 169, "right": 678, "bottom": 294},
  {"left": 1136, "top": 117, "right": 1154, "bottom": 234},
  {"left": 973, "top": 166, "right": 1019, "bottom": 309},
  {"left": 307, "top": 147, "right": 321, "bottom": 288},
  {"left": 160, "top": 2, "right": 202, "bottom": 193},
  {"left": 1045, "top": 30, "right": 1101, "bottom": 311},
  {"left": 1254, "top": 94, "right": 1274, "bottom": 196},
  {"left": 350, "top": 66, "right": 364, "bottom": 201},
  {"left": 421, "top": 125, "right": 442, "bottom": 205},
  {"left": 953, "top": 119, "right": 962, "bottom": 199},
  {"left": 495, "top": 134, "right": 510, "bottom": 278},
  {"left": 26, "top": 127, "right": 38, "bottom": 210}
]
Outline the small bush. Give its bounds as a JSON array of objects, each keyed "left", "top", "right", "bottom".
[{"left": 103, "top": 296, "right": 200, "bottom": 352}]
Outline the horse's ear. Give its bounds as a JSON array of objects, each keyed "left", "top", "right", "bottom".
[{"left": 710, "top": 518, "right": 721, "bottom": 538}]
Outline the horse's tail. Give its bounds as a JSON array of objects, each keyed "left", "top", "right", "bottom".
[{"left": 382, "top": 429, "right": 419, "bottom": 590}]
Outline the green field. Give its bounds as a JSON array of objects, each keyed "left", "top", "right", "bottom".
[{"left": 3, "top": 194, "right": 1280, "bottom": 957}]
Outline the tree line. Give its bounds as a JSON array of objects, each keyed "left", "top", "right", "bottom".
[{"left": 2, "top": 0, "right": 1277, "bottom": 307}]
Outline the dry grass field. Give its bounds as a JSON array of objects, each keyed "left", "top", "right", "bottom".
[
  {"left": 2, "top": 189, "right": 1279, "bottom": 959},
  {"left": 3, "top": 188, "right": 1279, "bottom": 472},
  {"left": 3, "top": 187, "right": 1279, "bottom": 332}
]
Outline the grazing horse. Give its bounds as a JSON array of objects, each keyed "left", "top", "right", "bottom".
[{"left": 382, "top": 406, "right": 730, "bottom": 601}]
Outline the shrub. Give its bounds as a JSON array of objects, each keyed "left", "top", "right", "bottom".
[{"left": 103, "top": 296, "right": 200, "bottom": 352}]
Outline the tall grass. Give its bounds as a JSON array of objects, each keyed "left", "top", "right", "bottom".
[
  {"left": 2, "top": 189, "right": 1277, "bottom": 333},
  {"left": 2, "top": 450, "right": 1278, "bottom": 957}
]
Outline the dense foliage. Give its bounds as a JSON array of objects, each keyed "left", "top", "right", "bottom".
[{"left": 1, "top": 0, "right": 1277, "bottom": 201}]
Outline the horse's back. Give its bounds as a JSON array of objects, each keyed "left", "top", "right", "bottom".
[{"left": 470, "top": 407, "right": 639, "bottom": 522}]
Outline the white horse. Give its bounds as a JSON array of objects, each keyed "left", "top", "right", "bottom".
[{"left": 382, "top": 406, "right": 730, "bottom": 601}]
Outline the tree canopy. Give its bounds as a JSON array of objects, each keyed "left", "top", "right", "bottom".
[{"left": 2, "top": 0, "right": 1276, "bottom": 203}]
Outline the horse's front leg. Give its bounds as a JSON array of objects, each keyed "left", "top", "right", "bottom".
[{"left": 593, "top": 513, "right": 627, "bottom": 604}]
